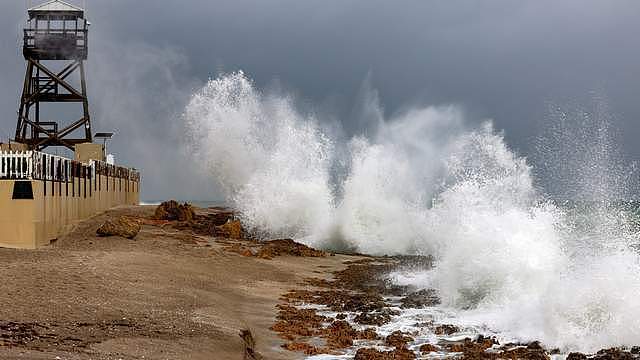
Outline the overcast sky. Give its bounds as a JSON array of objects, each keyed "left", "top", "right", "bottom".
[{"left": 1, "top": 1, "right": 639, "bottom": 201}]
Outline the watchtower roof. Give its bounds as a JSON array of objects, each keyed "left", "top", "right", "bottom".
[{"left": 28, "top": 0, "right": 84, "bottom": 18}]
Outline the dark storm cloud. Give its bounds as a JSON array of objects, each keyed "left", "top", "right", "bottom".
[{"left": 1, "top": 0, "right": 639, "bottom": 200}]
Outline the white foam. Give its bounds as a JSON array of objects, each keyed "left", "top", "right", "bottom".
[{"left": 186, "top": 71, "right": 640, "bottom": 353}]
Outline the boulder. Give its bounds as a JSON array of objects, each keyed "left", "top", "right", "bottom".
[
  {"left": 153, "top": 200, "right": 195, "bottom": 222},
  {"left": 96, "top": 216, "right": 141, "bottom": 239},
  {"left": 215, "top": 219, "right": 244, "bottom": 239}
]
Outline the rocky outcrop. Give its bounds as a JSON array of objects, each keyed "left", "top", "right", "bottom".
[
  {"left": 96, "top": 216, "right": 141, "bottom": 239},
  {"left": 153, "top": 200, "right": 195, "bottom": 222},
  {"left": 214, "top": 220, "right": 243, "bottom": 239},
  {"left": 256, "top": 239, "right": 326, "bottom": 259}
]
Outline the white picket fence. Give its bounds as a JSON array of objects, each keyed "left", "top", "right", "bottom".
[
  {"left": 0, "top": 150, "right": 139, "bottom": 182},
  {"left": 0, "top": 151, "right": 33, "bottom": 179}
]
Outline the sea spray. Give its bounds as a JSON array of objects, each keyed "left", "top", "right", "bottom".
[
  {"left": 185, "top": 71, "right": 640, "bottom": 352},
  {"left": 185, "top": 71, "right": 334, "bottom": 238}
]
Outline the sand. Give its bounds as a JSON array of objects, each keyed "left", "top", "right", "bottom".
[{"left": 0, "top": 205, "right": 355, "bottom": 360}]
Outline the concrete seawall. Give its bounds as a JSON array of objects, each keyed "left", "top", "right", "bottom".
[{"left": 0, "top": 151, "right": 139, "bottom": 249}]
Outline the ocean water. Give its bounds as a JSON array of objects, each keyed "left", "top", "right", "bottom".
[
  {"left": 141, "top": 200, "right": 226, "bottom": 209},
  {"left": 185, "top": 71, "right": 640, "bottom": 353}
]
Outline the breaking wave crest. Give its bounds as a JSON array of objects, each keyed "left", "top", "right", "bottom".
[{"left": 185, "top": 71, "right": 640, "bottom": 352}]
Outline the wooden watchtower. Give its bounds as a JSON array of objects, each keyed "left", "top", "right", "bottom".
[{"left": 14, "top": 0, "right": 92, "bottom": 151}]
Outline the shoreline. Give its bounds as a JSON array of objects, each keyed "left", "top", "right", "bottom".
[
  {"left": 0, "top": 203, "right": 636, "bottom": 360},
  {"left": 0, "top": 204, "right": 356, "bottom": 359}
]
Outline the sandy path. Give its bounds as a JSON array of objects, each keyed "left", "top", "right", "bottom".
[{"left": 0, "top": 205, "right": 353, "bottom": 359}]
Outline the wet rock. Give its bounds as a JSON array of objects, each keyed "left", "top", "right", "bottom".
[
  {"left": 400, "top": 288, "right": 440, "bottom": 308},
  {"left": 281, "top": 342, "right": 321, "bottom": 355},
  {"left": 527, "top": 341, "right": 544, "bottom": 350},
  {"left": 434, "top": 324, "right": 459, "bottom": 335},
  {"left": 357, "top": 327, "right": 379, "bottom": 340},
  {"left": 503, "top": 345, "right": 549, "bottom": 360},
  {"left": 354, "top": 347, "right": 415, "bottom": 360},
  {"left": 354, "top": 348, "right": 394, "bottom": 360},
  {"left": 354, "top": 308, "right": 397, "bottom": 326},
  {"left": 441, "top": 336, "right": 499, "bottom": 358},
  {"left": 153, "top": 200, "right": 195, "bottom": 222},
  {"left": 593, "top": 348, "right": 634, "bottom": 360},
  {"left": 270, "top": 304, "right": 326, "bottom": 339},
  {"left": 385, "top": 330, "right": 414, "bottom": 349},
  {"left": 419, "top": 343, "right": 439, "bottom": 353},
  {"left": 567, "top": 353, "right": 588, "bottom": 360},
  {"left": 392, "top": 348, "right": 416, "bottom": 360},
  {"left": 324, "top": 320, "right": 356, "bottom": 349},
  {"left": 96, "top": 216, "right": 141, "bottom": 239}
]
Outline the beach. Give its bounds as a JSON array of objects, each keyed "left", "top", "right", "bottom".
[{"left": 0, "top": 205, "right": 354, "bottom": 359}]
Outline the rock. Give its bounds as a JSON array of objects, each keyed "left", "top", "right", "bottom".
[
  {"left": 400, "top": 288, "right": 440, "bottom": 308},
  {"left": 153, "top": 200, "right": 195, "bottom": 222},
  {"left": 419, "top": 343, "right": 439, "bottom": 353},
  {"left": 503, "top": 345, "right": 550, "bottom": 360},
  {"left": 385, "top": 330, "right": 414, "bottom": 349},
  {"left": 527, "top": 341, "right": 544, "bottom": 350},
  {"left": 434, "top": 324, "right": 459, "bottom": 335},
  {"left": 215, "top": 219, "right": 243, "bottom": 239},
  {"left": 593, "top": 348, "right": 634, "bottom": 360},
  {"left": 567, "top": 353, "right": 588, "bottom": 360},
  {"left": 357, "top": 327, "right": 379, "bottom": 340},
  {"left": 354, "top": 348, "right": 394, "bottom": 360},
  {"left": 324, "top": 320, "right": 356, "bottom": 349},
  {"left": 281, "top": 342, "right": 320, "bottom": 355},
  {"left": 256, "top": 239, "right": 326, "bottom": 258},
  {"left": 96, "top": 216, "right": 141, "bottom": 239},
  {"left": 354, "top": 347, "right": 416, "bottom": 360},
  {"left": 354, "top": 308, "right": 396, "bottom": 326},
  {"left": 270, "top": 304, "right": 326, "bottom": 339}
]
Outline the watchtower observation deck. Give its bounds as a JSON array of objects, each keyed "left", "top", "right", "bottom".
[{"left": 23, "top": 0, "right": 88, "bottom": 60}]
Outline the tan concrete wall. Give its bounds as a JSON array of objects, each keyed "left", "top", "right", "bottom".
[
  {"left": 75, "top": 143, "right": 105, "bottom": 163},
  {"left": 0, "top": 181, "right": 37, "bottom": 248},
  {"left": 0, "top": 175, "right": 139, "bottom": 249}
]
